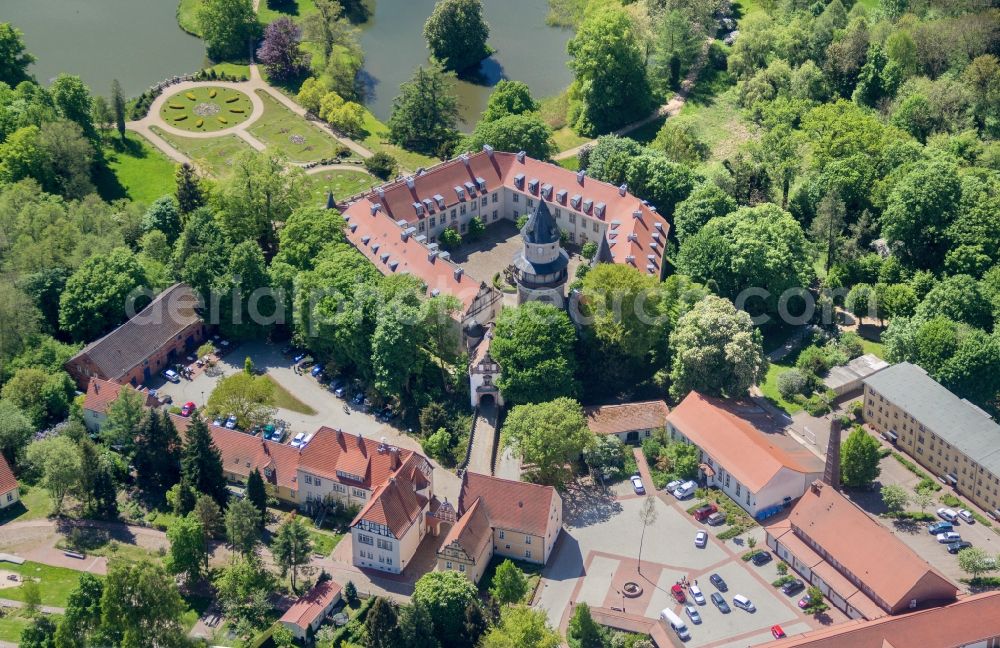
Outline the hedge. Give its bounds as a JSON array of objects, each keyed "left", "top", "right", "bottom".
[
  {"left": 218, "top": 117, "right": 228, "bottom": 124},
  {"left": 226, "top": 96, "right": 240, "bottom": 103},
  {"left": 892, "top": 452, "right": 942, "bottom": 491},
  {"left": 185, "top": 92, "right": 196, "bottom": 101},
  {"left": 195, "top": 119, "right": 204, "bottom": 128},
  {"left": 169, "top": 104, "right": 184, "bottom": 109},
  {"left": 175, "top": 115, "right": 187, "bottom": 121}
]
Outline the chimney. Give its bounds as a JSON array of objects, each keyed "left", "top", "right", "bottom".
[
  {"left": 618, "top": 183, "right": 627, "bottom": 197},
  {"left": 482, "top": 144, "right": 494, "bottom": 157},
  {"left": 576, "top": 169, "right": 586, "bottom": 185},
  {"left": 823, "top": 418, "right": 842, "bottom": 489},
  {"left": 516, "top": 151, "right": 526, "bottom": 163},
  {"left": 405, "top": 177, "right": 415, "bottom": 189}
]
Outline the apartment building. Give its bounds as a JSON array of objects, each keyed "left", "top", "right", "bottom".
[{"left": 863, "top": 362, "right": 1000, "bottom": 517}]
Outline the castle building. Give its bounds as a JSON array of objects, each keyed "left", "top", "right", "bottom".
[{"left": 512, "top": 200, "right": 569, "bottom": 308}]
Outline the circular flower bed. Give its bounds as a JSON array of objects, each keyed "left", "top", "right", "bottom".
[
  {"left": 159, "top": 86, "right": 253, "bottom": 132},
  {"left": 622, "top": 582, "right": 643, "bottom": 598}
]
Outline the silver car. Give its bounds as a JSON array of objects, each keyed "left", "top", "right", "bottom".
[{"left": 684, "top": 605, "right": 701, "bottom": 624}]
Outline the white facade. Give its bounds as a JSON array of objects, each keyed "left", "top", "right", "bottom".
[
  {"left": 0, "top": 487, "right": 19, "bottom": 509},
  {"left": 352, "top": 504, "right": 428, "bottom": 575},
  {"left": 298, "top": 469, "right": 370, "bottom": 510}
]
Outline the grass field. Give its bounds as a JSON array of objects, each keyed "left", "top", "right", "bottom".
[
  {"left": 160, "top": 87, "right": 254, "bottom": 133},
  {"left": 552, "top": 127, "right": 590, "bottom": 153},
  {"left": 1, "top": 562, "right": 91, "bottom": 608},
  {"left": 302, "top": 168, "right": 374, "bottom": 204},
  {"left": 678, "top": 66, "right": 754, "bottom": 176},
  {"left": 862, "top": 338, "right": 885, "bottom": 358},
  {"left": 358, "top": 110, "right": 438, "bottom": 173},
  {"left": 257, "top": 0, "right": 319, "bottom": 25},
  {"left": 248, "top": 91, "right": 347, "bottom": 163},
  {"left": 306, "top": 528, "right": 343, "bottom": 556},
  {"left": 759, "top": 362, "right": 803, "bottom": 415},
  {"left": 177, "top": 0, "right": 202, "bottom": 36},
  {"left": 264, "top": 375, "right": 318, "bottom": 415},
  {"left": 556, "top": 155, "right": 580, "bottom": 171},
  {"left": 100, "top": 133, "right": 177, "bottom": 204},
  {"left": 151, "top": 126, "right": 254, "bottom": 177},
  {"left": 205, "top": 63, "right": 251, "bottom": 80},
  {"left": 0, "top": 613, "right": 36, "bottom": 642},
  {"left": 0, "top": 485, "right": 53, "bottom": 525}
]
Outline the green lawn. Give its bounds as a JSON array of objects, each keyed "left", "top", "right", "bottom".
[
  {"left": 264, "top": 374, "right": 318, "bottom": 416},
  {"left": 678, "top": 64, "right": 754, "bottom": 176},
  {"left": 0, "top": 485, "right": 53, "bottom": 525},
  {"left": 204, "top": 63, "right": 251, "bottom": 80},
  {"left": 150, "top": 126, "right": 254, "bottom": 178},
  {"left": 359, "top": 110, "right": 438, "bottom": 173},
  {"left": 248, "top": 91, "right": 348, "bottom": 163},
  {"left": 98, "top": 132, "right": 177, "bottom": 205},
  {"left": 257, "top": 0, "right": 319, "bottom": 25},
  {"left": 161, "top": 86, "right": 254, "bottom": 133},
  {"left": 306, "top": 528, "right": 343, "bottom": 556},
  {"left": 862, "top": 338, "right": 885, "bottom": 358},
  {"left": 551, "top": 127, "right": 590, "bottom": 154},
  {"left": 0, "top": 613, "right": 38, "bottom": 642},
  {"left": 556, "top": 155, "right": 580, "bottom": 171},
  {"left": 0, "top": 562, "right": 92, "bottom": 608},
  {"left": 759, "top": 362, "right": 804, "bottom": 415},
  {"left": 302, "top": 168, "right": 374, "bottom": 204},
  {"left": 177, "top": 0, "right": 202, "bottom": 36}
]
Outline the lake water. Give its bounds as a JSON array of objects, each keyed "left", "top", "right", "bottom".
[
  {"left": 2, "top": 0, "right": 208, "bottom": 98},
  {"left": 2, "top": 0, "right": 570, "bottom": 128},
  {"left": 358, "top": 0, "right": 573, "bottom": 128}
]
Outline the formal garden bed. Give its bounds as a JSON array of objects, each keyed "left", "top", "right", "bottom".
[
  {"left": 159, "top": 86, "right": 254, "bottom": 132},
  {"left": 249, "top": 90, "right": 351, "bottom": 163}
]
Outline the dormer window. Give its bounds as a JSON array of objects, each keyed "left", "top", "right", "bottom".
[
  {"left": 570, "top": 194, "right": 582, "bottom": 209},
  {"left": 476, "top": 177, "right": 487, "bottom": 191},
  {"left": 582, "top": 199, "right": 593, "bottom": 214},
  {"left": 527, "top": 178, "right": 539, "bottom": 194},
  {"left": 513, "top": 174, "right": 525, "bottom": 189},
  {"left": 454, "top": 186, "right": 466, "bottom": 200},
  {"left": 541, "top": 184, "right": 553, "bottom": 200}
]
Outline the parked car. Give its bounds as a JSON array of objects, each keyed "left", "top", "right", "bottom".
[
  {"left": 711, "top": 592, "right": 731, "bottom": 613},
  {"left": 684, "top": 605, "right": 701, "bottom": 624},
  {"left": 798, "top": 594, "right": 812, "bottom": 609},
  {"left": 659, "top": 608, "right": 690, "bottom": 641},
  {"left": 290, "top": 432, "right": 306, "bottom": 448},
  {"left": 630, "top": 475, "right": 645, "bottom": 495},
  {"left": 781, "top": 579, "right": 805, "bottom": 596},
  {"left": 225, "top": 414, "right": 238, "bottom": 430},
  {"left": 689, "top": 585, "right": 705, "bottom": 605},
  {"left": 937, "top": 508, "right": 959, "bottom": 523},
  {"left": 693, "top": 504, "right": 718, "bottom": 521},
  {"left": 709, "top": 573, "right": 727, "bottom": 592},
  {"left": 771, "top": 625, "right": 786, "bottom": 639},
  {"left": 671, "top": 584, "right": 686, "bottom": 603},
  {"left": 751, "top": 551, "right": 773, "bottom": 566},
  {"left": 310, "top": 365, "right": 324, "bottom": 377},
  {"left": 672, "top": 480, "right": 697, "bottom": 499},
  {"left": 958, "top": 509, "right": 975, "bottom": 524},
  {"left": 271, "top": 425, "right": 286, "bottom": 442},
  {"left": 706, "top": 511, "right": 727, "bottom": 526},
  {"left": 334, "top": 386, "right": 347, "bottom": 398},
  {"left": 162, "top": 369, "right": 180, "bottom": 383},
  {"left": 928, "top": 521, "right": 954, "bottom": 535},
  {"left": 665, "top": 479, "right": 683, "bottom": 493},
  {"left": 947, "top": 541, "right": 973, "bottom": 554},
  {"left": 937, "top": 531, "right": 962, "bottom": 543},
  {"left": 212, "top": 417, "right": 223, "bottom": 426},
  {"left": 180, "top": 402, "right": 195, "bottom": 417},
  {"left": 352, "top": 392, "right": 364, "bottom": 405},
  {"left": 292, "top": 353, "right": 306, "bottom": 364},
  {"left": 733, "top": 595, "right": 756, "bottom": 613},
  {"left": 695, "top": 531, "right": 708, "bottom": 548}
]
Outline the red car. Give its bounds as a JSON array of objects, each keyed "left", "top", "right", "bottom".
[
  {"left": 671, "top": 584, "right": 686, "bottom": 603},
  {"left": 693, "top": 504, "right": 718, "bottom": 522},
  {"left": 181, "top": 402, "right": 196, "bottom": 416},
  {"left": 771, "top": 625, "right": 786, "bottom": 639}
]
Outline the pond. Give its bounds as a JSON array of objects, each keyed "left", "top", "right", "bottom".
[
  {"left": 358, "top": 0, "right": 573, "bottom": 128},
  {"left": 3, "top": 0, "right": 208, "bottom": 98}
]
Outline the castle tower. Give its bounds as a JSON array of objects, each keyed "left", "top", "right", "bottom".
[{"left": 512, "top": 200, "right": 569, "bottom": 308}]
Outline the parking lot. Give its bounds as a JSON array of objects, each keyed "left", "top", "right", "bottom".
[{"left": 537, "top": 490, "right": 826, "bottom": 647}]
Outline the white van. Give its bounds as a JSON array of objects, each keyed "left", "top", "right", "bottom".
[
  {"left": 937, "top": 508, "right": 958, "bottom": 523},
  {"left": 290, "top": 432, "right": 306, "bottom": 448},
  {"left": 659, "top": 608, "right": 690, "bottom": 640},
  {"left": 672, "top": 481, "right": 697, "bottom": 500},
  {"left": 733, "top": 594, "right": 756, "bottom": 613}
]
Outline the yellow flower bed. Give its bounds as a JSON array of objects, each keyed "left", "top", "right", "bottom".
[
  {"left": 175, "top": 115, "right": 188, "bottom": 121},
  {"left": 185, "top": 92, "right": 196, "bottom": 101},
  {"left": 169, "top": 103, "right": 184, "bottom": 109},
  {"left": 225, "top": 96, "right": 240, "bottom": 104},
  {"left": 196, "top": 118, "right": 204, "bottom": 128},
  {"left": 209, "top": 89, "right": 217, "bottom": 98},
  {"left": 217, "top": 116, "right": 228, "bottom": 124},
  {"left": 230, "top": 108, "right": 245, "bottom": 113}
]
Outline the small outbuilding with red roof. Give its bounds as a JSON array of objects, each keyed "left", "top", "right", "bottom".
[
  {"left": 279, "top": 579, "right": 342, "bottom": 640},
  {"left": 0, "top": 454, "right": 19, "bottom": 510}
]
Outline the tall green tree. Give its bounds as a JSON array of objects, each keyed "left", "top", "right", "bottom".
[
  {"left": 58, "top": 248, "right": 149, "bottom": 342},
  {"left": 651, "top": 10, "right": 702, "bottom": 91},
  {"left": 174, "top": 163, "right": 205, "bottom": 215},
  {"left": 840, "top": 427, "right": 881, "bottom": 489},
  {"left": 0, "top": 400, "right": 34, "bottom": 470},
  {"left": 412, "top": 571, "right": 480, "bottom": 648},
  {"left": 480, "top": 605, "right": 561, "bottom": 648},
  {"left": 567, "top": 6, "right": 652, "bottom": 135},
  {"left": 54, "top": 573, "right": 106, "bottom": 648},
  {"left": 274, "top": 205, "right": 346, "bottom": 270},
  {"left": 111, "top": 79, "right": 126, "bottom": 140},
  {"left": 567, "top": 602, "right": 603, "bottom": 648},
  {"left": 461, "top": 113, "right": 555, "bottom": 160},
  {"left": 397, "top": 600, "right": 441, "bottom": 648},
  {"left": 25, "top": 436, "right": 81, "bottom": 514},
  {"left": 365, "top": 598, "right": 402, "bottom": 648},
  {"left": 225, "top": 497, "right": 262, "bottom": 556},
  {"left": 423, "top": 0, "right": 491, "bottom": 72},
  {"left": 77, "top": 439, "right": 118, "bottom": 520},
  {"left": 134, "top": 409, "right": 182, "bottom": 496},
  {"left": 214, "top": 556, "right": 274, "bottom": 636},
  {"left": 20, "top": 616, "right": 57, "bottom": 648},
  {"left": 181, "top": 413, "right": 229, "bottom": 508},
  {"left": 100, "top": 559, "right": 187, "bottom": 648},
  {"left": 0, "top": 23, "right": 35, "bottom": 86},
  {"left": 0, "top": 367, "right": 74, "bottom": 427},
  {"left": 245, "top": 468, "right": 268, "bottom": 529},
  {"left": 388, "top": 64, "right": 459, "bottom": 156},
  {"left": 489, "top": 560, "right": 528, "bottom": 605},
  {"left": 205, "top": 372, "right": 277, "bottom": 431},
  {"left": 217, "top": 240, "right": 275, "bottom": 340},
  {"left": 198, "top": 0, "right": 260, "bottom": 61},
  {"left": 501, "top": 398, "right": 595, "bottom": 487},
  {"left": 481, "top": 80, "right": 538, "bottom": 122},
  {"left": 271, "top": 514, "right": 313, "bottom": 591},
  {"left": 881, "top": 157, "right": 961, "bottom": 271},
  {"left": 51, "top": 75, "right": 95, "bottom": 139},
  {"left": 672, "top": 182, "right": 737, "bottom": 243},
  {"left": 491, "top": 302, "right": 579, "bottom": 404},
  {"left": 669, "top": 295, "right": 767, "bottom": 400},
  {"left": 167, "top": 513, "right": 207, "bottom": 583}
]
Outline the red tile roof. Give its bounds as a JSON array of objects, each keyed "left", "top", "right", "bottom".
[
  {"left": 340, "top": 151, "right": 670, "bottom": 310},
  {"left": 83, "top": 378, "right": 159, "bottom": 415},
  {"left": 775, "top": 481, "right": 957, "bottom": 615},
  {"left": 440, "top": 496, "right": 492, "bottom": 561},
  {"left": 352, "top": 474, "right": 428, "bottom": 538},
  {"left": 584, "top": 400, "right": 670, "bottom": 436},
  {"left": 761, "top": 592, "right": 1000, "bottom": 648},
  {"left": 0, "top": 454, "right": 18, "bottom": 496},
  {"left": 279, "top": 579, "right": 342, "bottom": 629},
  {"left": 668, "top": 392, "right": 820, "bottom": 492},
  {"left": 459, "top": 472, "right": 557, "bottom": 538},
  {"left": 299, "top": 427, "right": 412, "bottom": 488}
]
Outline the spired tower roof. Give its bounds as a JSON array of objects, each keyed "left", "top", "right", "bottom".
[
  {"left": 521, "top": 200, "right": 560, "bottom": 245},
  {"left": 592, "top": 234, "right": 614, "bottom": 266}
]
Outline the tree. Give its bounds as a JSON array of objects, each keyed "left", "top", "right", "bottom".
[
  {"left": 881, "top": 283, "right": 918, "bottom": 321},
  {"left": 482, "top": 80, "right": 538, "bottom": 122},
  {"left": 461, "top": 113, "right": 555, "bottom": 160},
  {"left": 0, "top": 367, "right": 73, "bottom": 428},
  {"left": 246, "top": 468, "right": 268, "bottom": 529},
  {"left": 214, "top": 555, "right": 274, "bottom": 635},
  {"left": 100, "top": 559, "right": 187, "bottom": 648},
  {"left": 174, "top": 163, "right": 205, "bottom": 215},
  {"left": 412, "top": 571, "right": 479, "bottom": 648},
  {"left": 653, "top": 119, "right": 708, "bottom": 165},
  {"left": 142, "top": 196, "right": 183, "bottom": 242},
  {"left": 303, "top": 0, "right": 357, "bottom": 62},
  {"left": 396, "top": 600, "right": 440, "bottom": 648},
  {"left": 198, "top": 0, "right": 260, "bottom": 61},
  {"left": 344, "top": 580, "right": 359, "bottom": 605},
  {"left": 840, "top": 427, "right": 881, "bottom": 489},
  {"left": 77, "top": 439, "right": 118, "bottom": 520},
  {"left": 23, "top": 578, "right": 41, "bottom": 616},
  {"left": 217, "top": 240, "right": 275, "bottom": 341},
  {"left": 637, "top": 496, "right": 658, "bottom": 576},
  {"left": 803, "top": 585, "right": 828, "bottom": 614},
  {"left": 567, "top": 6, "right": 652, "bottom": 135},
  {"left": 20, "top": 616, "right": 56, "bottom": 648},
  {"left": 365, "top": 597, "right": 402, "bottom": 648},
  {"left": 364, "top": 151, "right": 398, "bottom": 181},
  {"left": 193, "top": 494, "right": 224, "bottom": 541},
  {"left": 111, "top": 79, "right": 126, "bottom": 140},
  {"left": 958, "top": 547, "right": 995, "bottom": 579},
  {"left": 36, "top": 120, "right": 95, "bottom": 199},
  {"left": 491, "top": 303, "right": 579, "bottom": 404},
  {"left": 490, "top": 560, "right": 528, "bottom": 605},
  {"left": 0, "top": 23, "right": 35, "bottom": 86},
  {"left": 501, "top": 398, "right": 594, "bottom": 487},
  {"left": 915, "top": 275, "right": 993, "bottom": 331},
  {"left": 423, "top": 0, "right": 491, "bottom": 72},
  {"left": 0, "top": 399, "right": 32, "bottom": 469},
  {"left": 881, "top": 158, "right": 961, "bottom": 271},
  {"left": 672, "top": 182, "right": 737, "bottom": 243},
  {"left": 133, "top": 409, "right": 182, "bottom": 496},
  {"left": 181, "top": 413, "right": 229, "bottom": 508},
  {"left": 257, "top": 18, "right": 310, "bottom": 81},
  {"left": 439, "top": 227, "right": 461, "bottom": 250},
  {"left": 388, "top": 64, "right": 459, "bottom": 156},
  {"left": 167, "top": 513, "right": 207, "bottom": 583},
  {"left": 810, "top": 191, "right": 847, "bottom": 273},
  {"left": 480, "top": 605, "right": 561, "bottom": 648},
  {"left": 567, "top": 602, "right": 604, "bottom": 648},
  {"left": 880, "top": 484, "right": 909, "bottom": 515},
  {"left": 54, "top": 573, "right": 105, "bottom": 647},
  {"left": 91, "top": 96, "right": 112, "bottom": 137},
  {"left": 51, "top": 75, "right": 95, "bottom": 138},
  {"left": 583, "top": 436, "right": 627, "bottom": 482},
  {"left": 651, "top": 10, "right": 702, "bottom": 91},
  {"left": 25, "top": 436, "right": 81, "bottom": 514},
  {"left": 272, "top": 514, "right": 313, "bottom": 591},
  {"left": 58, "top": 248, "right": 148, "bottom": 342},
  {"left": 206, "top": 373, "right": 277, "bottom": 431},
  {"left": 913, "top": 488, "right": 935, "bottom": 514},
  {"left": 669, "top": 295, "right": 767, "bottom": 400},
  {"left": 225, "top": 497, "right": 262, "bottom": 556},
  {"left": 274, "top": 205, "right": 346, "bottom": 272}
]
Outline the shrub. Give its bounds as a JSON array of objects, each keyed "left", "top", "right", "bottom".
[
  {"left": 802, "top": 394, "right": 830, "bottom": 416},
  {"left": 718, "top": 526, "right": 748, "bottom": 541},
  {"left": 892, "top": 452, "right": 943, "bottom": 490},
  {"left": 837, "top": 331, "right": 865, "bottom": 358},
  {"left": 185, "top": 92, "right": 196, "bottom": 101},
  {"left": 777, "top": 369, "right": 809, "bottom": 399},
  {"left": 439, "top": 227, "right": 461, "bottom": 250},
  {"left": 196, "top": 119, "right": 204, "bottom": 128},
  {"left": 218, "top": 117, "right": 228, "bottom": 124},
  {"left": 175, "top": 115, "right": 188, "bottom": 121},
  {"left": 209, "top": 89, "right": 217, "bottom": 98},
  {"left": 777, "top": 562, "right": 788, "bottom": 575},
  {"left": 466, "top": 216, "right": 486, "bottom": 241},
  {"left": 226, "top": 96, "right": 240, "bottom": 103},
  {"left": 941, "top": 493, "right": 962, "bottom": 507},
  {"left": 364, "top": 151, "right": 398, "bottom": 180},
  {"left": 796, "top": 346, "right": 830, "bottom": 375},
  {"left": 230, "top": 108, "right": 245, "bottom": 113},
  {"left": 772, "top": 575, "right": 795, "bottom": 587}
]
